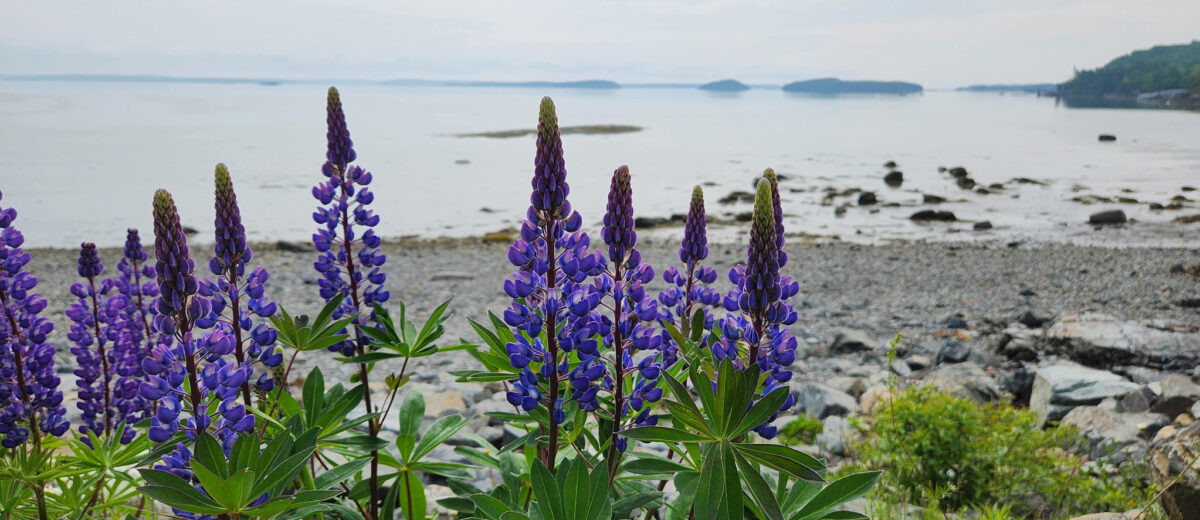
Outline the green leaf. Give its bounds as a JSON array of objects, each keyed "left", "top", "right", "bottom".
[
  {"left": 818, "top": 512, "right": 869, "bottom": 520},
  {"left": 396, "top": 470, "right": 427, "bottom": 520},
  {"left": 339, "top": 351, "right": 405, "bottom": 364},
  {"left": 622, "top": 454, "right": 694, "bottom": 476},
  {"left": 138, "top": 469, "right": 225, "bottom": 514},
  {"left": 662, "top": 399, "right": 713, "bottom": 437},
  {"left": 734, "top": 443, "right": 826, "bottom": 483},
  {"left": 612, "top": 492, "right": 660, "bottom": 519},
  {"left": 530, "top": 460, "right": 564, "bottom": 520},
  {"left": 734, "top": 450, "right": 783, "bottom": 520},
  {"left": 412, "top": 415, "right": 471, "bottom": 462},
  {"left": 791, "top": 471, "right": 881, "bottom": 520},
  {"left": 314, "top": 456, "right": 370, "bottom": 489},
  {"left": 191, "top": 463, "right": 237, "bottom": 508},
  {"left": 269, "top": 502, "right": 366, "bottom": 520},
  {"left": 621, "top": 426, "right": 711, "bottom": 444},
  {"left": 694, "top": 442, "right": 740, "bottom": 520},
  {"left": 470, "top": 493, "right": 515, "bottom": 520},
  {"left": 192, "top": 432, "right": 228, "bottom": 478},
  {"left": 302, "top": 367, "right": 325, "bottom": 418},
  {"left": 397, "top": 390, "right": 426, "bottom": 461}
]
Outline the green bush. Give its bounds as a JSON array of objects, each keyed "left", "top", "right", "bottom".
[
  {"left": 778, "top": 414, "right": 823, "bottom": 445},
  {"left": 850, "top": 385, "right": 1159, "bottom": 518}
]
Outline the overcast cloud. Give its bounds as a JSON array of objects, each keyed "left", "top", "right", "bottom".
[{"left": 1, "top": 0, "right": 1197, "bottom": 87}]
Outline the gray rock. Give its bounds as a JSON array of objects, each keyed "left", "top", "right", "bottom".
[
  {"left": 1149, "top": 422, "right": 1200, "bottom": 519},
  {"left": 431, "top": 271, "right": 474, "bottom": 281},
  {"left": 1018, "top": 310, "right": 1045, "bottom": 328},
  {"left": 1122, "top": 411, "right": 1171, "bottom": 440},
  {"left": 825, "top": 376, "right": 867, "bottom": 399},
  {"left": 944, "top": 315, "right": 968, "bottom": 330},
  {"left": 973, "top": 220, "right": 993, "bottom": 231},
  {"left": 1031, "top": 364, "right": 1140, "bottom": 425},
  {"left": 890, "top": 359, "right": 912, "bottom": 378},
  {"left": 884, "top": 170, "right": 903, "bottom": 186},
  {"left": 922, "top": 362, "right": 1001, "bottom": 403},
  {"left": 1037, "top": 312, "right": 1200, "bottom": 371},
  {"left": 858, "top": 192, "right": 878, "bottom": 206},
  {"left": 1192, "top": 400, "right": 1200, "bottom": 419},
  {"left": 792, "top": 382, "right": 857, "bottom": 419},
  {"left": 911, "top": 210, "right": 956, "bottom": 222},
  {"left": 828, "top": 328, "right": 874, "bottom": 354},
  {"left": 1088, "top": 209, "right": 1127, "bottom": 225},
  {"left": 1115, "top": 386, "right": 1156, "bottom": 413},
  {"left": 816, "top": 416, "right": 857, "bottom": 456},
  {"left": 1063, "top": 406, "right": 1142, "bottom": 461},
  {"left": 1150, "top": 374, "right": 1200, "bottom": 417},
  {"left": 936, "top": 341, "right": 970, "bottom": 364}
]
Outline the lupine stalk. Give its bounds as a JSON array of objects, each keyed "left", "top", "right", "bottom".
[
  {"left": 658, "top": 186, "right": 720, "bottom": 347},
  {"left": 0, "top": 191, "right": 69, "bottom": 452},
  {"left": 502, "top": 97, "right": 602, "bottom": 472},
  {"left": 709, "top": 171, "right": 801, "bottom": 438},
  {"left": 597, "top": 166, "right": 661, "bottom": 474},
  {"left": 203, "top": 164, "right": 281, "bottom": 413},
  {"left": 311, "top": 86, "right": 388, "bottom": 516},
  {"left": 67, "top": 242, "right": 118, "bottom": 440},
  {"left": 111, "top": 229, "right": 160, "bottom": 421}
]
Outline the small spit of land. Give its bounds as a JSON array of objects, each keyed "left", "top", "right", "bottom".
[{"left": 452, "top": 124, "right": 643, "bottom": 138}]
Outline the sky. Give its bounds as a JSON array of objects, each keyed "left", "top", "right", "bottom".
[{"left": 1, "top": 0, "right": 1198, "bottom": 88}]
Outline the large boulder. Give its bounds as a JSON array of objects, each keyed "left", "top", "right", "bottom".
[
  {"left": 792, "top": 382, "right": 857, "bottom": 419},
  {"left": 1036, "top": 313, "right": 1200, "bottom": 371},
  {"left": 920, "top": 362, "right": 1001, "bottom": 403},
  {"left": 1031, "top": 364, "right": 1139, "bottom": 425},
  {"left": 1152, "top": 374, "right": 1200, "bottom": 417},
  {"left": 828, "top": 328, "right": 875, "bottom": 354},
  {"left": 1149, "top": 422, "right": 1200, "bottom": 520},
  {"left": 1062, "top": 406, "right": 1142, "bottom": 460}
]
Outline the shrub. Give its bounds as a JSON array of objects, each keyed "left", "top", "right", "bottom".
[
  {"left": 778, "top": 414, "right": 823, "bottom": 446},
  {"left": 852, "top": 384, "right": 1159, "bottom": 517}
]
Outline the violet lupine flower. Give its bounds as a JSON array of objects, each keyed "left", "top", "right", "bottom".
[
  {"left": 311, "top": 87, "right": 388, "bottom": 356},
  {"left": 709, "top": 176, "right": 800, "bottom": 439},
  {"left": 67, "top": 242, "right": 124, "bottom": 441},
  {"left": 657, "top": 186, "right": 721, "bottom": 354},
  {"left": 110, "top": 229, "right": 160, "bottom": 421},
  {"left": 198, "top": 164, "right": 281, "bottom": 407},
  {"left": 762, "top": 168, "right": 787, "bottom": 268},
  {"left": 0, "top": 191, "right": 69, "bottom": 448},
  {"left": 502, "top": 98, "right": 603, "bottom": 440},
  {"left": 593, "top": 166, "right": 661, "bottom": 454}
]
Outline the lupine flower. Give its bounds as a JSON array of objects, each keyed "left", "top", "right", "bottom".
[
  {"left": 502, "top": 98, "right": 603, "bottom": 454},
  {"left": 762, "top": 168, "right": 787, "bottom": 268},
  {"left": 311, "top": 87, "right": 388, "bottom": 356},
  {"left": 110, "top": 229, "right": 160, "bottom": 426},
  {"left": 67, "top": 242, "right": 124, "bottom": 441},
  {"left": 657, "top": 186, "right": 721, "bottom": 356},
  {"left": 708, "top": 174, "right": 801, "bottom": 438},
  {"left": 0, "top": 191, "right": 69, "bottom": 448},
  {"left": 593, "top": 166, "right": 662, "bottom": 454},
  {"left": 198, "top": 164, "right": 281, "bottom": 406}
]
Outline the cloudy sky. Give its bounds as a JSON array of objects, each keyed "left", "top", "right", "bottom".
[{"left": 2, "top": 0, "right": 1197, "bottom": 88}]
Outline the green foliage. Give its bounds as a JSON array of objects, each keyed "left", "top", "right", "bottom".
[
  {"left": 1060, "top": 40, "right": 1200, "bottom": 95},
  {"left": 137, "top": 425, "right": 355, "bottom": 519},
  {"left": 852, "top": 385, "right": 1158, "bottom": 517},
  {"left": 778, "top": 414, "right": 823, "bottom": 446}
]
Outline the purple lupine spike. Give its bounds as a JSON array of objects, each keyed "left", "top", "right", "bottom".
[
  {"left": 0, "top": 191, "right": 70, "bottom": 448},
  {"left": 680, "top": 186, "right": 708, "bottom": 268},
  {"left": 602, "top": 165, "right": 636, "bottom": 264},
  {"left": 595, "top": 166, "right": 662, "bottom": 460},
  {"left": 110, "top": 228, "right": 158, "bottom": 439},
  {"left": 762, "top": 168, "right": 787, "bottom": 268},
  {"left": 704, "top": 173, "right": 801, "bottom": 439},
  {"left": 152, "top": 190, "right": 198, "bottom": 329},
  {"left": 312, "top": 88, "right": 388, "bottom": 357},
  {"left": 741, "top": 179, "right": 780, "bottom": 330},
  {"left": 326, "top": 87, "right": 357, "bottom": 170},
  {"left": 656, "top": 186, "right": 720, "bottom": 362},
  {"left": 502, "top": 97, "right": 600, "bottom": 470},
  {"left": 68, "top": 242, "right": 120, "bottom": 441},
  {"left": 206, "top": 164, "right": 279, "bottom": 408},
  {"left": 532, "top": 97, "right": 571, "bottom": 222}
]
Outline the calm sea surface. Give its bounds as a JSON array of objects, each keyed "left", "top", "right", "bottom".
[{"left": 2, "top": 81, "right": 1198, "bottom": 248}]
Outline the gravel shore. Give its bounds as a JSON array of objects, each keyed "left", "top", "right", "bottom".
[{"left": 28, "top": 238, "right": 1200, "bottom": 388}]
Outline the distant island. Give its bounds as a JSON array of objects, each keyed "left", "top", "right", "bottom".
[
  {"left": 453, "top": 124, "right": 642, "bottom": 138},
  {"left": 782, "top": 78, "right": 922, "bottom": 94},
  {"left": 699, "top": 79, "right": 750, "bottom": 92},
  {"left": 433, "top": 79, "right": 620, "bottom": 89},
  {"left": 958, "top": 83, "right": 1057, "bottom": 94},
  {"left": 1059, "top": 41, "right": 1200, "bottom": 100}
]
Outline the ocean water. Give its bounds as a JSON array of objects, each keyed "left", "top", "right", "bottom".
[{"left": 1, "top": 80, "right": 1198, "bottom": 248}]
